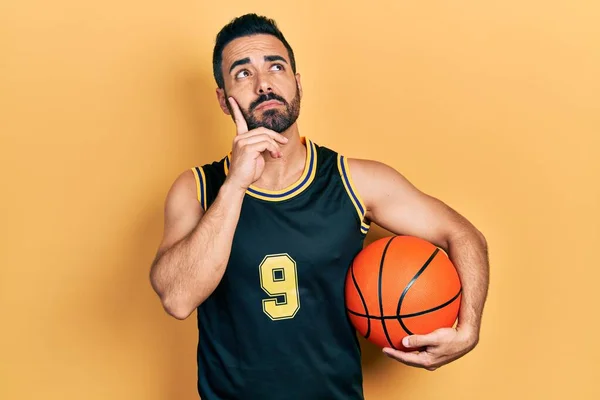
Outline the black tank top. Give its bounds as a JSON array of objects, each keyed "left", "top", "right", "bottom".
[{"left": 191, "top": 137, "right": 370, "bottom": 399}]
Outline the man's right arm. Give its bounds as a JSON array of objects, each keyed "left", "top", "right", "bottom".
[
  {"left": 149, "top": 170, "right": 246, "bottom": 320},
  {"left": 151, "top": 96, "right": 288, "bottom": 320}
]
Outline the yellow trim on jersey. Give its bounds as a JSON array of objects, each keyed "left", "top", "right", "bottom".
[
  {"left": 361, "top": 222, "right": 370, "bottom": 234},
  {"left": 191, "top": 166, "right": 207, "bottom": 211},
  {"left": 338, "top": 155, "right": 371, "bottom": 234},
  {"left": 224, "top": 137, "right": 317, "bottom": 202},
  {"left": 191, "top": 168, "right": 201, "bottom": 202},
  {"left": 199, "top": 167, "right": 207, "bottom": 210}
]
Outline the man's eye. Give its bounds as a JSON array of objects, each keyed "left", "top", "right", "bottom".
[
  {"left": 236, "top": 70, "right": 250, "bottom": 79},
  {"left": 271, "top": 64, "right": 284, "bottom": 71}
]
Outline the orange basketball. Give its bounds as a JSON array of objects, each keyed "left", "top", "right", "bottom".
[{"left": 345, "top": 235, "right": 462, "bottom": 350}]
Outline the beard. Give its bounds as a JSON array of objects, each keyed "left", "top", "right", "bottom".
[{"left": 226, "top": 84, "right": 301, "bottom": 133}]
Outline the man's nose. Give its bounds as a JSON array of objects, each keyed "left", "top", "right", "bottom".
[{"left": 256, "top": 73, "right": 273, "bottom": 94}]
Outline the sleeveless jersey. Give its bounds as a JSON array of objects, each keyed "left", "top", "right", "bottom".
[{"left": 190, "top": 137, "right": 371, "bottom": 400}]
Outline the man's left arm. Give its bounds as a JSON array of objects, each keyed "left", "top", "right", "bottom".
[{"left": 349, "top": 158, "right": 489, "bottom": 371}]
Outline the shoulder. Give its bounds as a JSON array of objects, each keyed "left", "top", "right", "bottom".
[
  {"left": 347, "top": 158, "right": 402, "bottom": 183},
  {"left": 310, "top": 140, "right": 337, "bottom": 163},
  {"left": 198, "top": 155, "right": 229, "bottom": 176},
  {"left": 312, "top": 142, "right": 402, "bottom": 191},
  {"left": 166, "top": 169, "right": 197, "bottom": 206},
  {"left": 311, "top": 140, "right": 391, "bottom": 176},
  {"left": 346, "top": 158, "right": 420, "bottom": 211},
  {"left": 166, "top": 154, "right": 227, "bottom": 206},
  {"left": 190, "top": 155, "right": 229, "bottom": 209}
]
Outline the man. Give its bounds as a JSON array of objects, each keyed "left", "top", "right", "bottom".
[{"left": 150, "top": 13, "right": 489, "bottom": 400}]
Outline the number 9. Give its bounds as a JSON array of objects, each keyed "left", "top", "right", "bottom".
[{"left": 259, "top": 254, "right": 300, "bottom": 320}]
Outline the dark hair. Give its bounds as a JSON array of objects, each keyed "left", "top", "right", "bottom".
[{"left": 212, "top": 13, "right": 297, "bottom": 89}]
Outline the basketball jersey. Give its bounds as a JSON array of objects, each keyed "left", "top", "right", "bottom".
[{"left": 190, "top": 137, "right": 371, "bottom": 400}]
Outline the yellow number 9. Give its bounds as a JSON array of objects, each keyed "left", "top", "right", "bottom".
[{"left": 259, "top": 254, "right": 300, "bottom": 320}]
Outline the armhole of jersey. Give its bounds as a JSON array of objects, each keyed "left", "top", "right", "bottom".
[
  {"left": 191, "top": 166, "right": 207, "bottom": 211},
  {"left": 337, "top": 155, "right": 371, "bottom": 235}
]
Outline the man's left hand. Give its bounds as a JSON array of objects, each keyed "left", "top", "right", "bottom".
[{"left": 382, "top": 326, "right": 479, "bottom": 371}]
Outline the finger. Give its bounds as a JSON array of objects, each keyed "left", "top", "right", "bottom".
[
  {"left": 382, "top": 348, "right": 436, "bottom": 370},
  {"left": 247, "top": 141, "right": 281, "bottom": 159},
  {"left": 237, "top": 128, "right": 289, "bottom": 144},
  {"left": 402, "top": 332, "right": 441, "bottom": 349},
  {"left": 238, "top": 136, "right": 281, "bottom": 157},
  {"left": 271, "top": 132, "right": 289, "bottom": 144},
  {"left": 228, "top": 97, "right": 248, "bottom": 135},
  {"left": 238, "top": 135, "right": 281, "bottom": 150}
]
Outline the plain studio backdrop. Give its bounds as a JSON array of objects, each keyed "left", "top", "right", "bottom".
[{"left": 1, "top": 1, "right": 598, "bottom": 399}]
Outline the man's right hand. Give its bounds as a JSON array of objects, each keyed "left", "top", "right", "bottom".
[{"left": 225, "top": 96, "right": 288, "bottom": 191}]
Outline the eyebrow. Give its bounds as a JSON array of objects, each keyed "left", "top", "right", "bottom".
[
  {"left": 229, "top": 55, "right": 289, "bottom": 73},
  {"left": 264, "top": 55, "right": 288, "bottom": 64}
]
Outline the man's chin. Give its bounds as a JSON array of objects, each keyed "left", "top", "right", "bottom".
[
  {"left": 248, "top": 117, "right": 289, "bottom": 133},
  {"left": 247, "top": 123, "right": 282, "bottom": 133}
]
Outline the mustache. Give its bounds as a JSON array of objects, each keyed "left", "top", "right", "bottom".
[{"left": 250, "top": 93, "right": 288, "bottom": 112}]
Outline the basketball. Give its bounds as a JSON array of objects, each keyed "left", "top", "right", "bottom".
[{"left": 345, "top": 235, "right": 462, "bottom": 350}]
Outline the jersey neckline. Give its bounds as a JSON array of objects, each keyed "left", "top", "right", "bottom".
[{"left": 223, "top": 137, "right": 318, "bottom": 202}]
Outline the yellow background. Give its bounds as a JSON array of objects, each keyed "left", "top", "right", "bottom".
[{"left": 2, "top": 1, "right": 598, "bottom": 399}]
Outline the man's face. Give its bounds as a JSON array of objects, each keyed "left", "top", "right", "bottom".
[{"left": 218, "top": 34, "right": 302, "bottom": 133}]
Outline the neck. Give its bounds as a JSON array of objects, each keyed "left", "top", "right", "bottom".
[{"left": 255, "top": 123, "right": 306, "bottom": 191}]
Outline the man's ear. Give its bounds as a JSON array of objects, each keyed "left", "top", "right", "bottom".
[
  {"left": 216, "top": 88, "right": 230, "bottom": 115},
  {"left": 296, "top": 73, "right": 303, "bottom": 99}
]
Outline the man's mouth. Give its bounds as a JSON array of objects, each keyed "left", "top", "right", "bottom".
[{"left": 255, "top": 99, "right": 283, "bottom": 111}]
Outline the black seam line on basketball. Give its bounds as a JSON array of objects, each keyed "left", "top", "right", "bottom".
[
  {"left": 396, "top": 247, "right": 440, "bottom": 336},
  {"left": 379, "top": 236, "right": 397, "bottom": 349},
  {"left": 345, "top": 287, "right": 462, "bottom": 319},
  {"left": 350, "top": 260, "right": 371, "bottom": 339}
]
